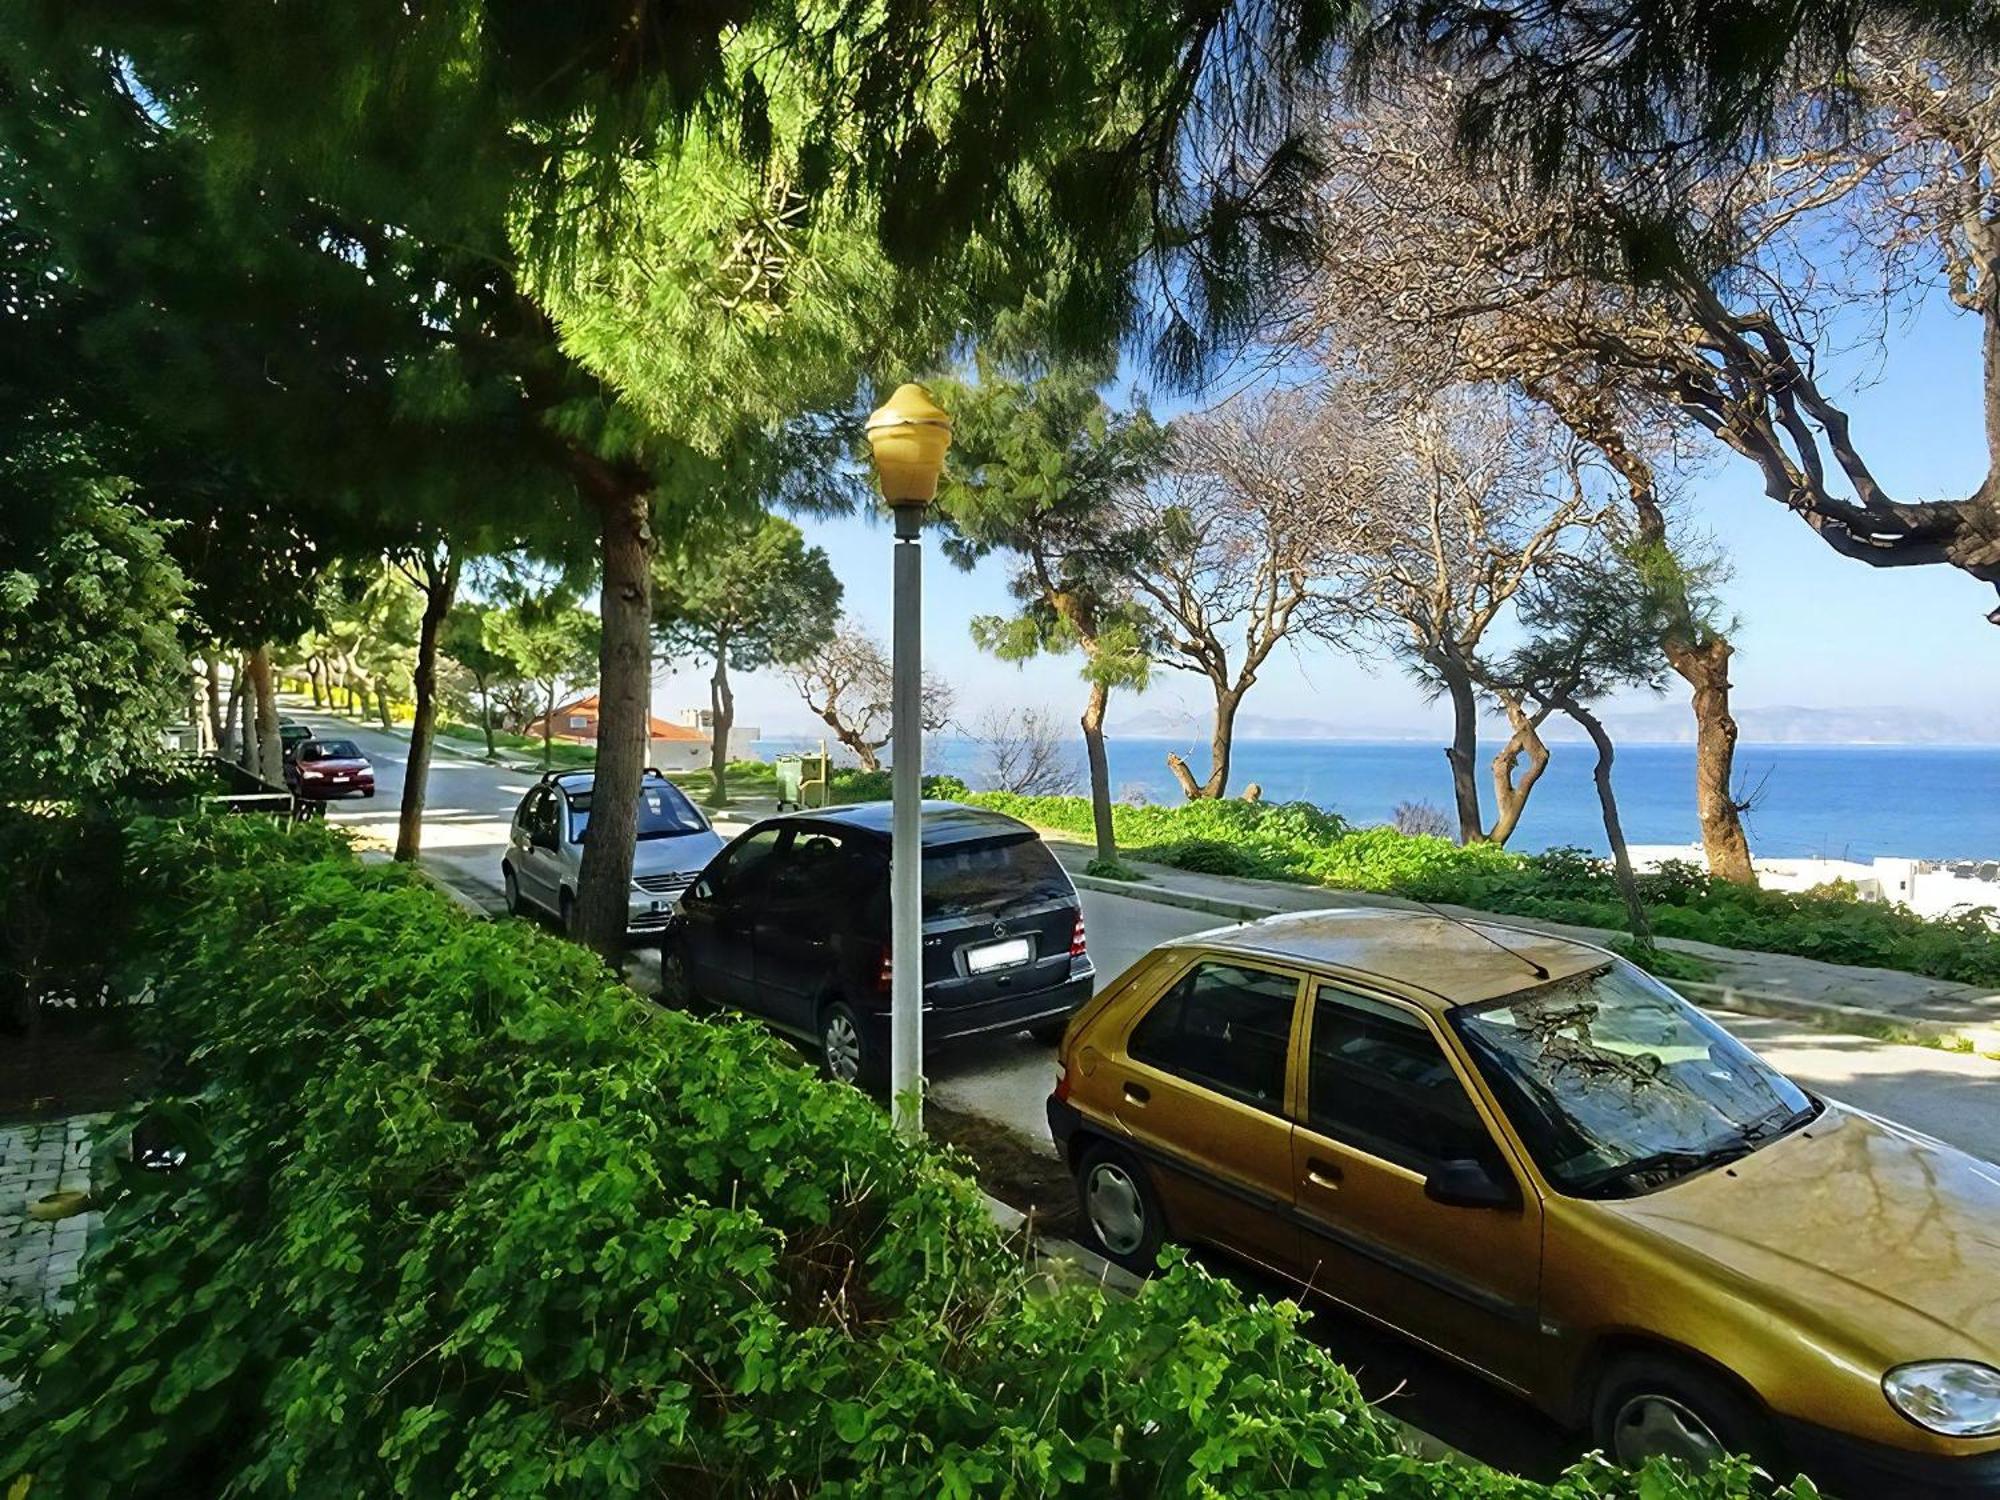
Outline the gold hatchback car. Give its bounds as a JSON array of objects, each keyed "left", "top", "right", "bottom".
[{"left": 1047, "top": 909, "right": 2000, "bottom": 1496}]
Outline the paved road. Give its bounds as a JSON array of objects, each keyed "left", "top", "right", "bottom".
[{"left": 302, "top": 709, "right": 2000, "bottom": 1165}]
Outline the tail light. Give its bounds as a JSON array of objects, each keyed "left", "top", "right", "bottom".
[
  {"left": 1053, "top": 1061, "right": 1072, "bottom": 1104},
  {"left": 1069, "top": 914, "right": 1087, "bottom": 958},
  {"left": 874, "top": 945, "right": 892, "bottom": 993}
]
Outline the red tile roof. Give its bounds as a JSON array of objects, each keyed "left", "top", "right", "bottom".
[{"left": 528, "top": 694, "right": 708, "bottom": 743}]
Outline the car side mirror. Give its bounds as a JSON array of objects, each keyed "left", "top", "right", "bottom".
[{"left": 1424, "top": 1158, "right": 1518, "bottom": 1210}]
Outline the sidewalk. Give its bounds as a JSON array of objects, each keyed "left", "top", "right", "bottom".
[{"left": 1042, "top": 835, "right": 2000, "bottom": 1052}]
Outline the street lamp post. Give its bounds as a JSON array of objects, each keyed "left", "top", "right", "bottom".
[{"left": 864, "top": 383, "right": 954, "bottom": 1137}]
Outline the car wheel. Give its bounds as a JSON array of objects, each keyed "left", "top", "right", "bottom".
[
  {"left": 559, "top": 889, "right": 578, "bottom": 937},
  {"left": 819, "top": 1000, "right": 883, "bottom": 1090},
  {"left": 502, "top": 865, "right": 523, "bottom": 918},
  {"left": 1592, "top": 1354, "right": 1775, "bottom": 1475},
  {"left": 657, "top": 944, "right": 694, "bottom": 1008},
  {"left": 1027, "top": 1018, "right": 1069, "bottom": 1046},
  {"left": 1075, "top": 1142, "right": 1165, "bottom": 1275}
]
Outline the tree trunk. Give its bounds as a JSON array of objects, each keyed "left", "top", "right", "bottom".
[
  {"left": 1080, "top": 679, "right": 1118, "bottom": 866},
  {"left": 1568, "top": 700, "right": 1651, "bottom": 943},
  {"left": 248, "top": 644, "right": 284, "bottom": 785},
  {"left": 708, "top": 648, "right": 734, "bottom": 807},
  {"left": 478, "top": 680, "right": 497, "bottom": 759},
  {"left": 1166, "top": 682, "right": 1243, "bottom": 800},
  {"left": 234, "top": 654, "right": 254, "bottom": 767},
  {"left": 1486, "top": 692, "right": 1552, "bottom": 847},
  {"left": 1662, "top": 635, "right": 1756, "bottom": 885},
  {"left": 572, "top": 484, "right": 655, "bottom": 957},
  {"left": 203, "top": 656, "right": 226, "bottom": 750},
  {"left": 396, "top": 550, "right": 460, "bottom": 862},
  {"left": 307, "top": 658, "right": 324, "bottom": 709},
  {"left": 374, "top": 680, "right": 392, "bottom": 730},
  {"left": 541, "top": 680, "right": 556, "bottom": 769},
  {"left": 1437, "top": 654, "right": 1484, "bottom": 843}
]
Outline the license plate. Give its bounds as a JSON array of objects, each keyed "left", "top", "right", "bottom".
[
  {"left": 329, "top": 773, "right": 349, "bottom": 782},
  {"left": 965, "top": 936, "right": 1032, "bottom": 973}
]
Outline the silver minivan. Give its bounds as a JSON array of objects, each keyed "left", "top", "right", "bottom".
[{"left": 502, "top": 768, "right": 726, "bottom": 942}]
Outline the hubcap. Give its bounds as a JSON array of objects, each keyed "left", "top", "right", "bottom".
[
  {"left": 1612, "top": 1394, "right": 1725, "bottom": 1469},
  {"left": 823, "top": 1013, "right": 861, "bottom": 1082},
  {"left": 1085, "top": 1162, "right": 1146, "bottom": 1256}
]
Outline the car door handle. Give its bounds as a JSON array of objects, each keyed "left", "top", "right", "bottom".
[
  {"left": 1123, "top": 1082, "right": 1150, "bottom": 1106},
  {"left": 1305, "top": 1158, "right": 1343, "bottom": 1189}
]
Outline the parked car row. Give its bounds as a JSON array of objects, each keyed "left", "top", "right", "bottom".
[{"left": 499, "top": 774, "right": 2000, "bottom": 1496}]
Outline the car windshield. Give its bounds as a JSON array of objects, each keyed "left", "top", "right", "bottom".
[
  {"left": 566, "top": 780, "right": 706, "bottom": 841},
  {"left": 923, "top": 835, "right": 1071, "bottom": 919},
  {"left": 1451, "top": 962, "right": 1816, "bottom": 1199},
  {"left": 302, "top": 741, "right": 361, "bottom": 761}
]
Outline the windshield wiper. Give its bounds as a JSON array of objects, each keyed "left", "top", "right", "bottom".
[
  {"left": 1740, "top": 1099, "right": 1818, "bottom": 1146},
  {"left": 1576, "top": 1142, "right": 1751, "bottom": 1197}
]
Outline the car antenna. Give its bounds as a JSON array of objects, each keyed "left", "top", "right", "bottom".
[{"left": 1411, "top": 899, "right": 1550, "bottom": 981}]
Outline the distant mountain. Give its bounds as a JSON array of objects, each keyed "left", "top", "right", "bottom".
[
  {"left": 1110, "top": 706, "right": 1438, "bottom": 741},
  {"left": 1560, "top": 704, "right": 2000, "bottom": 747},
  {"left": 1112, "top": 702, "right": 2000, "bottom": 747}
]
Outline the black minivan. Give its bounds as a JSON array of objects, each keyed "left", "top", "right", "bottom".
[{"left": 665, "top": 801, "right": 1093, "bottom": 1084}]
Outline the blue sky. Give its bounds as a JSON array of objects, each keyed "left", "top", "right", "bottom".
[{"left": 653, "top": 295, "right": 2000, "bottom": 743}]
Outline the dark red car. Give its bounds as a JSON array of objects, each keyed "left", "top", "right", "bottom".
[{"left": 286, "top": 738, "right": 376, "bottom": 799}]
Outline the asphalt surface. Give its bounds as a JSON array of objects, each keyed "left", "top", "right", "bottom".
[{"left": 299, "top": 710, "right": 2000, "bottom": 1480}]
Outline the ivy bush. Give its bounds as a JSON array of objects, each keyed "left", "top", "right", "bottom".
[
  {"left": 0, "top": 815, "right": 1800, "bottom": 1498},
  {"left": 965, "top": 794, "right": 2000, "bottom": 988}
]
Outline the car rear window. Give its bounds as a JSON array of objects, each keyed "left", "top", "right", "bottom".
[
  {"left": 303, "top": 740, "right": 360, "bottom": 760},
  {"left": 923, "top": 835, "right": 1071, "bottom": 919}
]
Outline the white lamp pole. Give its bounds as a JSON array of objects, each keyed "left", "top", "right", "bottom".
[{"left": 863, "top": 383, "right": 954, "bottom": 1136}]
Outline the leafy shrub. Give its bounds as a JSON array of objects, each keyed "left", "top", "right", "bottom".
[
  {"left": 1641, "top": 858, "right": 1713, "bottom": 906},
  {"left": 1151, "top": 837, "right": 1269, "bottom": 878},
  {"left": 964, "top": 793, "right": 2000, "bottom": 988},
  {"left": 0, "top": 815, "right": 1794, "bottom": 1499}
]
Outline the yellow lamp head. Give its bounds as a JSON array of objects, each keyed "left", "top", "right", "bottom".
[{"left": 864, "top": 383, "right": 955, "bottom": 507}]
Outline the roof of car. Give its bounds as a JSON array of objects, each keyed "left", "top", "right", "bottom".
[
  {"left": 1171, "top": 907, "right": 1610, "bottom": 1010},
  {"left": 776, "top": 800, "right": 1035, "bottom": 848},
  {"left": 541, "top": 767, "right": 670, "bottom": 792}
]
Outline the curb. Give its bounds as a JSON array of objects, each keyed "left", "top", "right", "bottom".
[
  {"left": 1677, "top": 980, "right": 1991, "bottom": 1051},
  {"left": 1070, "top": 871, "right": 1278, "bottom": 924}
]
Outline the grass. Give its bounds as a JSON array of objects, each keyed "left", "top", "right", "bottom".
[{"left": 436, "top": 719, "right": 595, "bottom": 769}]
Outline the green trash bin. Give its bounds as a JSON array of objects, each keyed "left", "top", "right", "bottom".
[
  {"left": 774, "top": 754, "right": 804, "bottom": 810},
  {"left": 775, "top": 748, "right": 830, "bottom": 810}
]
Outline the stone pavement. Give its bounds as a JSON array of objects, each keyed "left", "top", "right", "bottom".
[
  {"left": 1044, "top": 836, "right": 2000, "bottom": 1050},
  {"left": 1, "top": 1115, "right": 104, "bottom": 1317}
]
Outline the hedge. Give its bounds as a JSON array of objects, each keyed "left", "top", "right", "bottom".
[
  {"left": 963, "top": 793, "right": 2000, "bottom": 989},
  {"left": 0, "top": 814, "right": 1797, "bottom": 1498}
]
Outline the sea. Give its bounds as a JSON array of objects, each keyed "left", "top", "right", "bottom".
[{"left": 752, "top": 734, "right": 2000, "bottom": 862}]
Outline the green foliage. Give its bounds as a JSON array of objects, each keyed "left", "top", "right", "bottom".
[
  {"left": 1082, "top": 857, "right": 1145, "bottom": 881},
  {"left": 0, "top": 813, "right": 1796, "bottom": 1499},
  {"left": 0, "top": 486, "right": 190, "bottom": 798},
  {"left": 652, "top": 512, "right": 841, "bottom": 675},
  {"left": 828, "top": 769, "right": 972, "bottom": 803},
  {"left": 966, "top": 794, "right": 2000, "bottom": 988}
]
